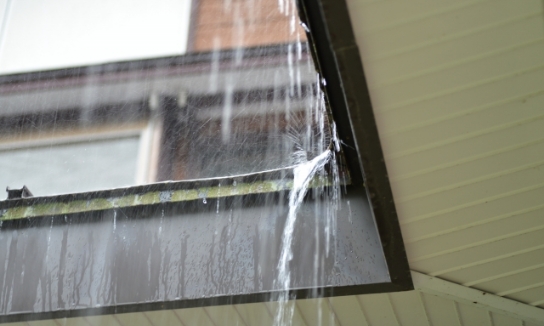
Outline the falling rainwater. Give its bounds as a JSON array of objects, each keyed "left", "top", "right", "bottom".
[{"left": 274, "top": 149, "right": 334, "bottom": 326}]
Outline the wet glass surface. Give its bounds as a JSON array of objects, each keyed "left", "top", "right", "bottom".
[
  {"left": 0, "top": 190, "right": 388, "bottom": 315},
  {"left": 0, "top": 137, "right": 139, "bottom": 196},
  {"left": 0, "top": 0, "right": 328, "bottom": 197}
]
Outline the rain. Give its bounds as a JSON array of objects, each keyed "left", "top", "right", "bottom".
[{"left": 0, "top": 0, "right": 388, "bottom": 324}]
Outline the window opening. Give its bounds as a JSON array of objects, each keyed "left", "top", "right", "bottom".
[{"left": 0, "top": 44, "right": 342, "bottom": 196}]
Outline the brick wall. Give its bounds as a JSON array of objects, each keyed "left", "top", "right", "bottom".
[{"left": 191, "top": 0, "right": 307, "bottom": 51}]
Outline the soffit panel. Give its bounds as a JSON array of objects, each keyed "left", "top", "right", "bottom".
[
  {"left": 328, "top": 295, "right": 368, "bottom": 326},
  {"left": 173, "top": 307, "right": 215, "bottom": 326},
  {"left": 345, "top": 0, "right": 544, "bottom": 308},
  {"left": 440, "top": 247, "right": 544, "bottom": 287},
  {"left": 7, "top": 291, "right": 542, "bottom": 325},
  {"left": 233, "top": 302, "right": 274, "bottom": 326},
  {"left": 348, "top": 0, "right": 541, "bottom": 61},
  {"left": 264, "top": 301, "right": 308, "bottom": 326},
  {"left": 83, "top": 315, "right": 121, "bottom": 326}
]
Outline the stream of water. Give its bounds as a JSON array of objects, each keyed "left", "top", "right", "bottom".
[{"left": 274, "top": 148, "right": 333, "bottom": 325}]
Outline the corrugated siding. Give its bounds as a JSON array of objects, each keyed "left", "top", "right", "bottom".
[{"left": 347, "top": 0, "right": 544, "bottom": 308}]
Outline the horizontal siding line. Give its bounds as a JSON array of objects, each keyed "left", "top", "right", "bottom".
[
  {"left": 263, "top": 302, "right": 275, "bottom": 323},
  {"left": 404, "top": 204, "right": 544, "bottom": 244},
  {"left": 234, "top": 305, "right": 247, "bottom": 325},
  {"left": 83, "top": 316, "right": 96, "bottom": 326},
  {"left": 408, "top": 225, "right": 544, "bottom": 263},
  {"left": 82, "top": 317, "right": 101, "bottom": 326},
  {"left": 362, "top": 11, "right": 542, "bottom": 62},
  {"left": 413, "top": 271, "right": 544, "bottom": 324},
  {"left": 295, "top": 301, "right": 310, "bottom": 326},
  {"left": 453, "top": 301, "right": 463, "bottom": 326},
  {"left": 369, "top": 37, "right": 544, "bottom": 90},
  {"left": 326, "top": 298, "right": 341, "bottom": 326},
  {"left": 486, "top": 310, "right": 494, "bottom": 326},
  {"left": 112, "top": 314, "right": 124, "bottom": 326},
  {"left": 390, "top": 137, "right": 544, "bottom": 183},
  {"left": 355, "top": 295, "right": 371, "bottom": 326},
  {"left": 142, "top": 311, "right": 158, "bottom": 326},
  {"left": 379, "top": 88, "right": 544, "bottom": 138},
  {"left": 396, "top": 157, "right": 544, "bottom": 204},
  {"left": 171, "top": 309, "right": 188, "bottom": 326},
  {"left": 463, "top": 262, "right": 544, "bottom": 287},
  {"left": 386, "top": 293, "right": 401, "bottom": 326},
  {"left": 237, "top": 304, "right": 251, "bottom": 326},
  {"left": 530, "top": 298, "right": 544, "bottom": 306},
  {"left": 355, "top": 0, "right": 487, "bottom": 34},
  {"left": 418, "top": 292, "right": 432, "bottom": 326},
  {"left": 498, "top": 281, "right": 544, "bottom": 297},
  {"left": 429, "top": 244, "right": 544, "bottom": 277},
  {"left": 202, "top": 307, "right": 217, "bottom": 326},
  {"left": 232, "top": 305, "right": 249, "bottom": 326},
  {"left": 378, "top": 61, "right": 544, "bottom": 113},
  {"left": 361, "top": 108, "right": 542, "bottom": 159},
  {"left": 400, "top": 182, "right": 544, "bottom": 225}
]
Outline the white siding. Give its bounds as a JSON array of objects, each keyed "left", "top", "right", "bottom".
[{"left": 347, "top": 0, "right": 544, "bottom": 308}]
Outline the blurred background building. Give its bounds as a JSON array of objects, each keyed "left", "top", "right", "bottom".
[{"left": 0, "top": 0, "right": 313, "bottom": 195}]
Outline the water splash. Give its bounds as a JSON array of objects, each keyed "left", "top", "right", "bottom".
[
  {"left": 274, "top": 149, "right": 332, "bottom": 326},
  {"left": 331, "top": 122, "right": 341, "bottom": 152}
]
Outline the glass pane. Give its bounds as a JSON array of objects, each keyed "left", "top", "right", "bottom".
[
  {"left": 0, "top": 137, "right": 139, "bottom": 196},
  {"left": 0, "top": 0, "right": 342, "bottom": 194}
]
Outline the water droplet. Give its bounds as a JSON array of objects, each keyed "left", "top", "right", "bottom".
[{"left": 300, "top": 22, "right": 310, "bottom": 32}]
